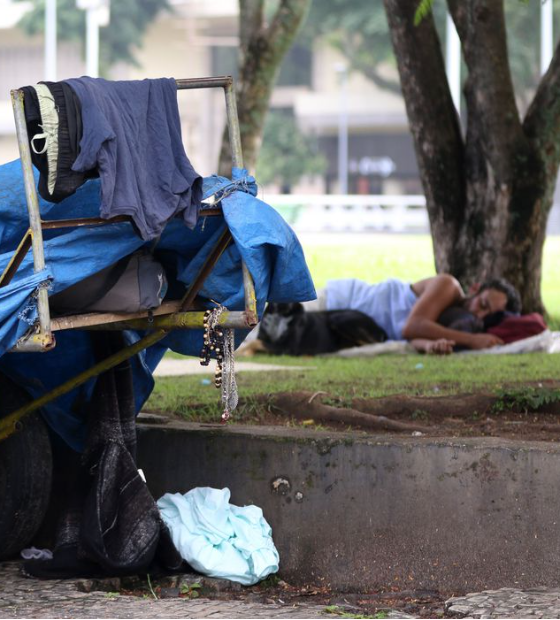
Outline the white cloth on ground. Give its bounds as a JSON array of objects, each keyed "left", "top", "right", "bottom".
[
  {"left": 325, "top": 330, "right": 560, "bottom": 357},
  {"left": 157, "top": 487, "right": 279, "bottom": 586}
]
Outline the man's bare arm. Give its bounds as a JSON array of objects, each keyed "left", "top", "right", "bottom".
[{"left": 402, "top": 275, "right": 503, "bottom": 350}]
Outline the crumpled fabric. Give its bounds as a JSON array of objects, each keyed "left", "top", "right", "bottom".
[
  {"left": 157, "top": 487, "right": 279, "bottom": 586},
  {"left": 0, "top": 268, "right": 52, "bottom": 358},
  {"left": 67, "top": 77, "right": 202, "bottom": 240},
  {"left": 21, "top": 547, "right": 53, "bottom": 561},
  {"left": 0, "top": 159, "right": 315, "bottom": 451}
]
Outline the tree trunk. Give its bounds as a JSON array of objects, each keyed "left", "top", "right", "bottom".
[
  {"left": 383, "top": 0, "right": 560, "bottom": 313},
  {"left": 218, "top": 0, "right": 311, "bottom": 176}
]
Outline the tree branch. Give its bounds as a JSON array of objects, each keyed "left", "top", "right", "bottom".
[
  {"left": 447, "top": 0, "right": 525, "bottom": 180},
  {"left": 333, "top": 38, "right": 401, "bottom": 95},
  {"left": 524, "top": 39, "right": 560, "bottom": 177},
  {"left": 382, "top": 0, "right": 465, "bottom": 272},
  {"left": 267, "top": 0, "right": 310, "bottom": 47},
  {"left": 218, "top": 0, "right": 311, "bottom": 174},
  {"left": 239, "top": 0, "right": 264, "bottom": 52},
  {"left": 351, "top": 63, "right": 401, "bottom": 96}
]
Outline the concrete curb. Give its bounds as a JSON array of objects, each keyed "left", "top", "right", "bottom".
[{"left": 137, "top": 422, "right": 560, "bottom": 592}]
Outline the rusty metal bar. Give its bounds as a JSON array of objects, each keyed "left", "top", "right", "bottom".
[
  {"left": 0, "top": 229, "right": 32, "bottom": 289},
  {"left": 179, "top": 227, "right": 233, "bottom": 311},
  {"left": 82, "top": 310, "right": 250, "bottom": 331},
  {"left": 49, "top": 300, "right": 185, "bottom": 332},
  {"left": 9, "top": 331, "right": 56, "bottom": 352},
  {"left": 174, "top": 76, "right": 258, "bottom": 322},
  {"left": 41, "top": 215, "right": 132, "bottom": 229},
  {"left": 199, "top": 207, "right": 222, "bottom": 217},
  {"left": 176, "top": 76, "right": 234, "bottom": 90},
  {"left": 222, "top": 81, "right": 258, "bottom": 322},
  {"left": 242, "top": 265, "right": 258, "bottom": 325},
  {"left": 11, "top": 89, "right": 52, "bottom": 340},
  {"left": 223, "top": 80, "right": 243, "bottom": 170},
  {"left": 0, "top": 328, "right": 168, "bottom": 441}
]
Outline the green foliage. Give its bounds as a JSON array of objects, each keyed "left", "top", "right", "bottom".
[
  {"left": 256, "top": 111, "right": 326, "bottom": 191},
  {"left": 305, "top": 0, "right": 558, "bottom": 110},
  {"left": 493, "top": 386, "right": 560, "bottom": 414},
  {"left": 414, "top": 0, "right": 435, "bottom": 26},
  {"left": 304, "top": 0, "right": 401, "bottom": 93},
  {"left": 146, "top": 573, "right": 158, "bottom": 600},
  {"left": 258, "top": 574, "right": 281, "bottom": 588},
  {"left": 16, "top": 0, "right": 171, "bottom": 72},
  {"left": 148, "top": 353, "right": 560, "bottom": 424},
  {"left": 411, "top": 409, "right": 430, "bottom": 421},
  {"left": 179, "top": 582, "right": 202, "bottom": 598}
]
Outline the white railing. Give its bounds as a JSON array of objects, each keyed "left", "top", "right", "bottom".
[{"left": 266, "top": 194, "right": 429, "bottom": 233}]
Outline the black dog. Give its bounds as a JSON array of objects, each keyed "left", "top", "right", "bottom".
[{"left": 257, "top": 302, "right": 387, "bottom": 356}]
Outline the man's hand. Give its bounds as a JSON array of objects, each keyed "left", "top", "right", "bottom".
[
  {"left": 411, "top": 338, "right": 455, "bottom": 354},
  {"left": 426, "top": 338, "right": 456, "bottom": 355},
  {"left": 468, "top": 333, "right": 504, "bottom": 349}
]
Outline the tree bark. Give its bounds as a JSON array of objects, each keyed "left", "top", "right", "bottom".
[
  {"left": 218, "top": 0, "right": 311, "bottom": 176},
  {"left": 382, "top": 0, "right": 465, "bottom": 275},
  {"left": 384, "top": 0, "right": 560, "bottom": 313},
  {"left": 448, "top": 0, "right": 548, "bottom": 312}
]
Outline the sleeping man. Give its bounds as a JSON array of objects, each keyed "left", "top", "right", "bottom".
[
  {"left": 319, "top": 274, "right": 521, "bottom": 354},
  {"left": 243, "top": 274, "right": 522, "bottom": 356}
]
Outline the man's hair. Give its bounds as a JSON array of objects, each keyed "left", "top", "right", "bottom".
[{"left": 479, "top": 278, "right": 522, "bottom": 314}]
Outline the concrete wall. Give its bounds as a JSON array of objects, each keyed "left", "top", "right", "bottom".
[{"left": 137, "top": 421, "right": 560, "bottom": 593}]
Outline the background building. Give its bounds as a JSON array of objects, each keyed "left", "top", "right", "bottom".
[{"left": 0, "top": 0, "right": 558, "bottom": 231}]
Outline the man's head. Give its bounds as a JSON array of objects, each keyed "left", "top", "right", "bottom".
[{"left": 465, "top": 278, "right": 522, "bottom": 319}]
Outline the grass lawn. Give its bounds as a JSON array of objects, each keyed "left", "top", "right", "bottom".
[
  {"left": 301, "top": 233, "right": 560, "bottom": 325},
  {"left": 147, "top": 353, "right": 560, "bottom": 423},
  {"left": 146, "top": 233, "right": 560, "bottom": 423}
]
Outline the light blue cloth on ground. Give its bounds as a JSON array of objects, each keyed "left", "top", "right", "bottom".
[
  {"left": 157, "top": 487, "right": 279, "bottom": 586},
  {"left": 325, "top": 277, "right": 417, "bottom": 341}
]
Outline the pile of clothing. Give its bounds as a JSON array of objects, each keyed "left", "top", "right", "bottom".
[{"left": 20, "top": 77, "right": 201, "bottom": 239}]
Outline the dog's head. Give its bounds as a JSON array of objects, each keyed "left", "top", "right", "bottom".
[
  {"left": 258, "top": 302, "right": 305, "bottom": 346},
  {"left": 264, "top": 302, "right": 305, "bottom": 318}
]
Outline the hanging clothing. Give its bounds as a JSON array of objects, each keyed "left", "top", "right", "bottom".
[
  {"left": 66, "top": 77, "right": 202, "bottom": 240},
  {"left": 20, "top": 82, "right": 93, "bottom": 203},
  {"left": 325, "top": 278, "right": 418, "bottom": 341},
  {"left": 23, "top": 332, "right": 182, "bottom": 579},
  {"left": 30, "top": 84, "right": 59, "bottom": 195}
]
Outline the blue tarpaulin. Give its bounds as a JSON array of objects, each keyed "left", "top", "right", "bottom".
[{"left": 0, "top": 160, "right": 316, "bottom": 450}]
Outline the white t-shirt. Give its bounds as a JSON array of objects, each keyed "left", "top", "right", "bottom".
[{"left": 325, "top": 278, "right": 418, "bottom": 341}]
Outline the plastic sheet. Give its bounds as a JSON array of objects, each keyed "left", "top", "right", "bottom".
[{"left": 0, "top": 161, "right": 316, "bottom": 450}]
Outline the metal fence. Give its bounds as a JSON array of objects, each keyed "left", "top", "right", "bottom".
[
  {"left": 268, "top": 194, "right": 560, "bottom": 234},
  {"left": 267, "top": 194, "right": 429, "bottom": 233}
]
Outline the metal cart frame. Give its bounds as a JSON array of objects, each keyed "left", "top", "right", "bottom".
[{"left": 0, "top": 76, "right": 257, "bottom": 442}]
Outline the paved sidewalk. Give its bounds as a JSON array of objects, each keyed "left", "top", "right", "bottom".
[
  {"left": 0, "top": 563, "right": 330, "bottom": 619},
  {"left": 446, "top": 587, "right": 560, "bottom": 618},
  {"left": 154, "top": 358, "right": 312, "bottom": 377},
  {"left": 8, "top": 560, "right": 560, "bottom": 619}
]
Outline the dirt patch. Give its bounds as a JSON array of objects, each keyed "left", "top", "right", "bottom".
[
  {"left": 80, "top": 571, "right": 451, "bottom": 618},
  {"left": 147, "top": 381, "right": 560, "bottom": 442},
  {"left": 222, "top": 381, "right": 560, "bottom": 442}
]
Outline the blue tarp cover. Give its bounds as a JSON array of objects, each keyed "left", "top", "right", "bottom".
[{"left": 0, "top": 160, "right": 315, "bottom": 450}]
